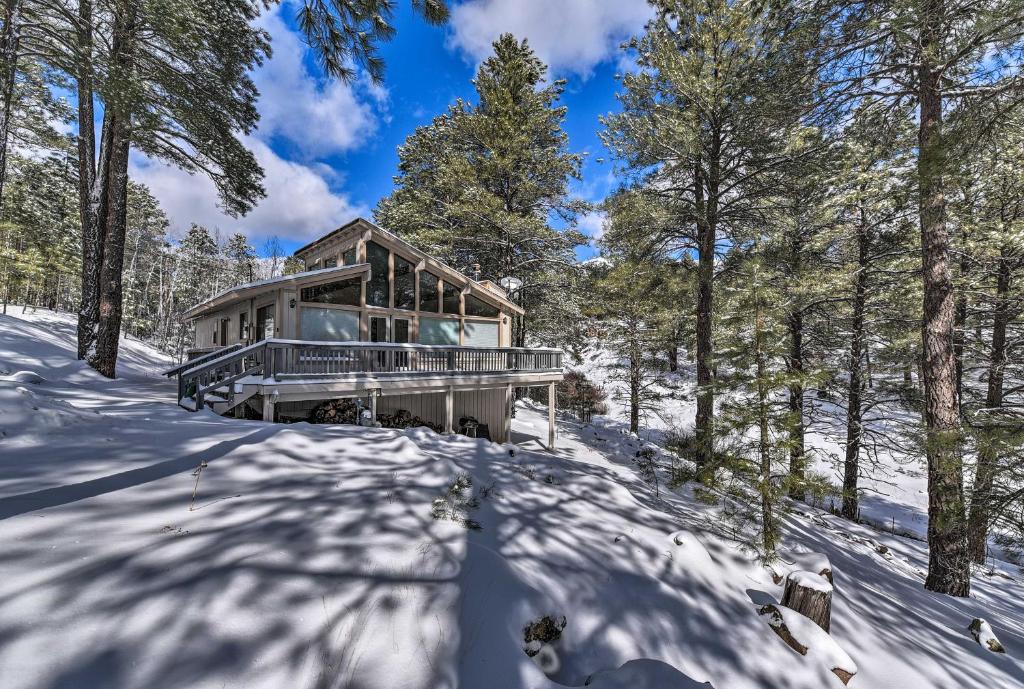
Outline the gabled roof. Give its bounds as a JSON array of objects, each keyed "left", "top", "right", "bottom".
[
  {"left": 294, "top": 217, "right": 525, "bottom": 315},
  {"left": 185, "top": 263, "right": 370, "bottom": 319}
]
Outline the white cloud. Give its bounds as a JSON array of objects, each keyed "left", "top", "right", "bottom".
[
  {"left": 577, "top": 210, "right": 607, "bottom": 243},
  {"left": 447, "top": 0, "right": 652, "bottom": 77},
  {"left": 253, "top": 9, "right": 379, "bottom": 158},
  {"left": 130, "top": 6, "right": 381, "bottom": 246},
  {"left": 130, "top": 137, "right": 369, "bottom": 245}
]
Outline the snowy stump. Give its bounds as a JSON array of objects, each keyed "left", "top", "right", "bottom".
[
  {"left": 781, "top": 570, "right": 832, "bottom": 633},
  {"left": 969, "top": 619, "right": 1006, "bottom": 654}
]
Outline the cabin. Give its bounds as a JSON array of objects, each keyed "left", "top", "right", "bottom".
[{"left": 163, "top": 218, "right": 564, "bottom": 446}]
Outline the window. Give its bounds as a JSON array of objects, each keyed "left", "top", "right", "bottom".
[
  {"left": 366, "top": 240, "right": 390, "bottom": 307},
  {"left": 394, "top": 255, "right": 416, "bottom": 310},
  {"left": 238, "top": 311, "right": 248, "bottom": 340},
  {"left": 464, "top": 320, "right": 499, "bottom": 347},
  {"left": 323, "top": 256, "right": 338, "bottom": 268},
  {"left": 464, "top": 294, "right": 499, "bottom": 318},
  {"left": 300, "top": 308, "right": 359, "bottom": 341},
  {"left": 300, "top": 277, "right": 361, "bottom": 306},
  {"left": 419, "top": 317, "right": 459, "bottom": 345},
  {"left": 443, "top": 281, "right": 461, "bottom": 314},
  {"left": 393, "top": 318, "right": 410, "bottom": 344},
  {"left": 342, "top": 247, "right": 357, "bottom": 265},
  {"left": 419, "top": 271, "right": 439, "bottom": 312},
  {"left": 308, "top": 259, "right": 321, "bottom": 271}
]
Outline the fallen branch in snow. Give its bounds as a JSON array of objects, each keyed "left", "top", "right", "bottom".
[
  {"left": 969, "top": 618, "right": 1006, "bottom": 654},
  {"left": 758, "top": 603, "right": 857, "bottom": 685},
  {"left": 189, "top": 461, "right": 208, "bottom": 511}
]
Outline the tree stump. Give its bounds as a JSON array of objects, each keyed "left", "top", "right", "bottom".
[{"left": 781, "top": 570, "right": 833, "bottom": 632}]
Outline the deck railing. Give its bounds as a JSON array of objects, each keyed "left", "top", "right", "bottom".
[{"left": 167, "top": 339, "right": 563, "bottom": 411}]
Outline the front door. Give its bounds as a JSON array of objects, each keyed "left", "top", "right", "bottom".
[{"left": 255, "top": 304, "right": 275, "bottom": 341}]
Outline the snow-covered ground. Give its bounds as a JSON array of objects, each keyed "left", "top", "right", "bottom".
[
  {"left": 570, "top": 344, "right": 932, "bottom": 541},
  {"left": 2, "top": 309, "right": 1023, "bottom": 689}
]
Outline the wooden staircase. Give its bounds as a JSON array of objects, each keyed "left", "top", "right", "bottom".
[{"left": 163, "top": 341, "right": 267, "bottom": 413}]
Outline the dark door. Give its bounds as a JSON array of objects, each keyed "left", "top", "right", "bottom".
[
  {"left": 369, "top": 316, "right": 388, "bottom": 342},
  {"left": 256, "top": 304, "right": 275, "bottom": 341}
]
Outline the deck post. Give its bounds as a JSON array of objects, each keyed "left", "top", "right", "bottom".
[
  {"left": 503, "top": 383, "right": 513, "bottom": 443},
  {"left": 548, "top": 381, "right": 556, "bottom": 451},
  {"left": 262, "top": 392, "right": 275, "bottom": 422},
  {"left": 370, "top": 388, "right": 378, "bottom": 425},
  {"left": 445, "top": 385, "right": 455, "bottom": 434}
]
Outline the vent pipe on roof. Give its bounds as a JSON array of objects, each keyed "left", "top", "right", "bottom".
[{"left": 472, "top": 263, "right": 481, "bottom": 281}]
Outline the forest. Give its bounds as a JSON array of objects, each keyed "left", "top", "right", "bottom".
[{"left": 0, "top": 0, "right": 1022, "bottom": 609}]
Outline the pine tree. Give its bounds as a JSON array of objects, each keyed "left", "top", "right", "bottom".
[
  {"left": 223, "top": 233, "right": 257, "bottom": 287},
  {"left": 819, "top": 0, "right": 1024, "bottom": 596},
  {"left": 601, "top": 0, "right": 820, "bottom": 471},
  {"left": 717, "top": 250, "right": 793, "bottom": 558},
  {"left": 594, "top": 258, "right": 671, "bottom": 435},
  {"left": 375, "top": 34, "right": 588, "bottom": 348}
]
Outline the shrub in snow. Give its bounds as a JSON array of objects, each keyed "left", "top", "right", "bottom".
[
  {"left": 523, "top": 614, "right": 566, "bottom": 675},
  {"left": 969, "top": 618, "right": 1006, "bottom": 654},
  {"left": 430, "top": 473, "right": 482, "bottom": 530}
]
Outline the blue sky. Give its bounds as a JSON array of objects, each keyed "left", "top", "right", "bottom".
[{"left": 129, "top": 0, "right": 654, "bottom": 260}]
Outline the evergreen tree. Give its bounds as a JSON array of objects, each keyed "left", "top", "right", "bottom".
[
  {"left": 375, "top": 33, "right": 588, "bottom": 348},
  {"left": 223, "top": 233, "right": 257, "bottom": 287},
  {"left": 601, "top": 0, "right": 820, "bottom": 470},
  {"left": 819, "top": 0, "right": 1024, "bottom": 597},
  {"left": 716, "top": 250, "right": 793, "bottom": 558},
  {"left": 594, "top": 258, "right": 671, "bottom": 435}
]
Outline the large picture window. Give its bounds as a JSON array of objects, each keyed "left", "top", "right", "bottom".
[
  {"left": 394, "top": 255, "right": 416, "bottom": 310},
  {"left": 443, "top": 281, "right": 461, "bottom": 314},
  {"left": 300, "top": 276, "right": 361, "bottom": 306},
  {"left": 300, "top": 308, "right": 359, "bottom": 342},
  {"left": 419, "top": 271, "right": 439, "bottom": 312},
  {"left": 419, "top": 317, "right": 459, "bottom": 345},
  {"left": 366, "top": 240, "right": 390, "bottom": 307},
  {"left": 464, "top": 294, "right": 499, "bottom": 318},
  {"left": 464, "top": 320, "right": 499, "bottom": 347}
]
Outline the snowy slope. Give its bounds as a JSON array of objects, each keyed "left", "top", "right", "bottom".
[
  {"left": 1, "top": 310, "right": 1022, "bottom": 689},
  {"left": 570, "top": 342, "right": 933, "bottom": 542}
]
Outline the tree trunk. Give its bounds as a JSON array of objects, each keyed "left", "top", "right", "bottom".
[
  {"left": 919, "top": 1, "right": 970, "bottom": 597},
  {"left": 843, "top": 201, "right": 869, "bottom": 521},
  {"left": 91, "top": 111, "right": 131, "bottom": 377},
  {"left": 694, "top": 160, "right": 716, "bottom": 471},
  {"left": 787, "top": 309, "right": 805, "bottom": 500},
  {"left": 667, "top": 343, "right": 678, "bottom": 372},
  {"left": 781, "top": 573, "right": 832, "bottom": 632},
  {"left": 756, "top": 300, "right": 776, "bottom": 556},
  {"left": 0, "top": 0, "right": 21, "bottom": 210},
  {"left": 967, "top": 247, "right": 1010, "bottom": 563},
  {"left": 76, "top": 0, "right": 106, "bottom": 360},
  {"left": 89, "top": 4, "right": 136, "bottom": 378},
  {"left": 629, "top": 350, "right": 640, "bottom": 434}
]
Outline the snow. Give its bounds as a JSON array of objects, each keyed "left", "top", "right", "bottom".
[
  {"left": 1, "top": 309, "right": 1023, "bottom": 689},
  {"left": 763, "top": 604, "right": 857, "bottom": 677},
  {"left": 787, "top": 569, "right": 834, "bottom": 593}
]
